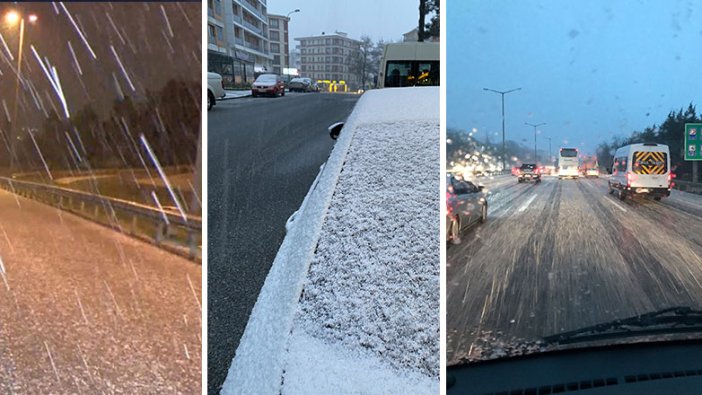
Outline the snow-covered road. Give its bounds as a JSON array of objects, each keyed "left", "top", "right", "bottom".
[
  {"left": 447, "top": 176, "right": 702, "bottom": 364},
  {"left": 0, "top": 189, "right": 201, "bottom": 392}
]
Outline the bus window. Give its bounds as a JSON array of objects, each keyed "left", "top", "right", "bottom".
[
  {"left": 416, "top": 61, "right": 440, "bottom": 86},
  {"left": 384, "top": 61, "right": 440, "bottom": 88},
  {"left": 385, "top": 61, "right": 413, "bottom": 87}
]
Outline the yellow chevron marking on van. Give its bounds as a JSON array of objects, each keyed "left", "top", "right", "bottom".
[{"left": 633, "top": 151, "right": 666, "bottom": 174}]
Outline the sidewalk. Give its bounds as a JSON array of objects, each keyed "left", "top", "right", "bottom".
[{"left": 224, "top": 90, "right": 251, "bottom": 99}]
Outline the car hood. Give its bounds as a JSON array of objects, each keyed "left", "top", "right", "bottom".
[{"left": 255, "top": 81, "right": 277, "bottom": 86}]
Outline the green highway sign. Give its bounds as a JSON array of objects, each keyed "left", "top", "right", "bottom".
[{"left": 685, "top": 123, "right": 702, "bottom": 160}]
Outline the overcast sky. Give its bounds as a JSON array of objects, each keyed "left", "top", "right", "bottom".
[
  {"left": 448, "top": 0, "right": 702, "bottom": 156},
  {"left": 269, "top": 0, "right": 421, "bottom": 44}
]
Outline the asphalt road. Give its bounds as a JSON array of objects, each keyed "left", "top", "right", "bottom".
[
  {"left": 447, "top": 175, "right": 702, "bottom": 364},
  {"left": 207, "top": 92, "right": 360, "bottom": 393},
  {"left": 0, "top": 189, "right": 201, "bottom": 392}
]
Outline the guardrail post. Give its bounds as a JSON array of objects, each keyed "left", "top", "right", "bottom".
[
  {"left": 155, "top": 222, "right": 165, "bottom": 245},
  {"left": 94, "top": 205, "right": 99, "bottom": 217},
  {"left": 80, "top": 201, "right": 85, "bottom": 212},
  {"left": 187, "top": 231, "right": 197, "bottom": 259},
  {"left": 131, "top": 216, "right": 137, "bottom": 235}
]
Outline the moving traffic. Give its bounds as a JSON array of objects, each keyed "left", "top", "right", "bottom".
[{"left": 447, "top": 171, "right": 702, "bottom": 364}]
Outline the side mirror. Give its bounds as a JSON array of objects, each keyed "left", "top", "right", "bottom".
[{"left": 329, "top": 122, "right": 344, "bottom": 140}]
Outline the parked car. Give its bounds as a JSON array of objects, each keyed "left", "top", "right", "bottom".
[
  {"left": 207, "top": 72, "right": 226, "bottom": 110},
  {"left": 288, "top": 77, "right": 313, "bottom": 92},
  {"left": 252, "top": 74, "right": 285, "bottom": 97},
  {"left": 447, "top": 174, "right": 488, "bottom": 245}
]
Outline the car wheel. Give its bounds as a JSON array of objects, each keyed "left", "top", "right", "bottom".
[
  {"left": 448, "top": 216, "right": 461, "bottom": 245},
  {"left": 479, "top": 204, "right": 487, "bottom": 223},
  {"left": 207, "top": 91, "right": 214, "bottom": 111},
  {"left": 618, "top": 189, "right": 626, "bottom": 201},
  {"left": 282, "top": 89, "right": 285, "bottom": 97},
  {"left": 654, "top": 196, "right": 661, "bottom": 201}
]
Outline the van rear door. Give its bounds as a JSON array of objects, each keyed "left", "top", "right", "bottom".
[{"left": 631, "top": 150, "right": 668, "bottom": 188}]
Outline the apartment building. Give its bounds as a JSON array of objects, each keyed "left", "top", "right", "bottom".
[
  {"left": 267, "top": 14, "right": 289, "bottom": 76},
  {"left": 295, "top": 32, "right": 362, "bottom": 90},
  {"left": 207, "top": 0, "right": 273, "bottom": 86}
]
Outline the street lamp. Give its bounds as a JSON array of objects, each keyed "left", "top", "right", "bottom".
[
  {"left": 4, "top": 9, "right": 38, "bottom": 169},
  {"left": 483, "top": 87, "right": 521, "bottom": 171},
  {"left": 525, "top": 122, "right": 546, "bottom": 163},
  {"left": 287, "top": 9, "right": 300, "bottom": 18},
  {"left": 545, "top": 137, "right": 552, "bottom": 165}
]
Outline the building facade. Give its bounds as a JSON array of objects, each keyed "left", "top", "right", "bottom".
[
  {"left": 267, "top": 14, "right": 289, "bottom": 76},
  {"left": 295, "top": 32, "right": 362, "bottom": 90},
  {"left": 207, "top": 0, "right": 273, "bottom": 87}
]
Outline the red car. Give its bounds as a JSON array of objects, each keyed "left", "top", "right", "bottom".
[{"left": 252, "top": 74, "right": 285, "bottom": 97}]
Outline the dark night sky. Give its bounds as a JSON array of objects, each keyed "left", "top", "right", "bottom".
[{"left": 0, "top": 2, "right": 200, "bottom": 127}]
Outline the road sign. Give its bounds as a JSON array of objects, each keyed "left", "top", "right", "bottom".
[{"left": 685, "top": 123, "right": 702, "bottom": 160}]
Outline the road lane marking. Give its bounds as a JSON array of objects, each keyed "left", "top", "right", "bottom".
[
  {"left": 518, "top": 194, "right": 537, "bottom": 212},
  {"left": 604, "top": 197, "right": 628, "bottom": 212}
]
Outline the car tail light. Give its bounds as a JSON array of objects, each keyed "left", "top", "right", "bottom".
[{"left": 627, "top": 172, "right": 637, "bottom": 186}]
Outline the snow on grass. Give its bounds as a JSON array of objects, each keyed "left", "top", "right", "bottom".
[{"left": 283, "top": 118, "right": 440, "bottom": 392}]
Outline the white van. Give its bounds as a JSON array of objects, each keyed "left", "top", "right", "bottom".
[
  {"left": 378, "top": 42, "right": 439, "bottom": 88},
  {"left": 608, "top": 143, "right": 672, "bottom": 200}
]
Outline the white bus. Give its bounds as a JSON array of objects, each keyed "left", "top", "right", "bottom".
[
  {"left": 378, "top": 42, "right": 439, "bottom": 88},
  {"left": 558, "top": 147, "right": 580, "bottom": 179}
]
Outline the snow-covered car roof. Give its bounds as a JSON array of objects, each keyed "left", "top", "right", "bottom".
[{"left": 222, "top": 87, "right": 439, "bottom": 395}]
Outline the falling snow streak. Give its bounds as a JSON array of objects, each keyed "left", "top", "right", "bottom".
[
  {"left": 58, "top": 2, "right": 97, "bottom": 59},
  {"left": 109, "top": 45, "right": 135, "bottom": 92},
  {"left": 30, "top": 45, "right": 69, "bottom": 118},
  {"left": 28, "top": 130, "right": 53, "bottom": 180},
  {"left": 140, "top": 134, "right": 188, "bottom": 222}
]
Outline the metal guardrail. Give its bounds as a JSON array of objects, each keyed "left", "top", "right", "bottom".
[
  {"left": 672, "top": 179, "right": 702, "bottom": 194},
  {"left": 0, "top": 177, "right": 202, "bottom": 261}
]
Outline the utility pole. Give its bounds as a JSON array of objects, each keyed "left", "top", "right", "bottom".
[
  {"left": 546, "top": 137, "right": 552, "bottom": 165},
  {"left": 525, "top": 122, "right": 546, "bottom": 163},
  {"left": 483, "top": 87, "right": 521, "bottom": 171}
]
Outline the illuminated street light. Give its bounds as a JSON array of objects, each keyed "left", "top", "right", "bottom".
[
  {"left": 5, "top": 10, "right": 20, "bottom": 25},
  {"left": 28, "top": 14, "right": 37, "bottom": 24}
]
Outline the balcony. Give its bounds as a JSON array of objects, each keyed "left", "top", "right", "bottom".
[
  {"left": 240, "top": 1, "right": 264, "bottom": 21},
  {"left": 242, "top": 19, "right": 263, "bottom": 35}
]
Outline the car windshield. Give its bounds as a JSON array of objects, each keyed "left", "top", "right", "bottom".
[
  {"left": 256, "top": 74, "right": 277, "bottom": 82},
  {"left": 447, "top": 1, "right": 702, "bottom": 366},
  {"left": 520, "top": 164, "right": 536, "bottom": 170}
]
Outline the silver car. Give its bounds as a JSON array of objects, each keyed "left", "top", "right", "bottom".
[{"left": 446, "top": 174, "right": 488, "bottom": 245}]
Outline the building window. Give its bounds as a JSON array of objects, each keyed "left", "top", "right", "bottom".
[
  {"left": 270, "top": 31, "right": 280, "bottom": 41},
  {"left": 271, "top": 43, "right": 280, "bottom": 53},
  {"left": 208, "top": 24, "right": 216, "bottom": 40},
  {"left": 216, "top": 26, "right": 223, "bottom": 40},
  {"left": 274, "top": 55, "right": 281, "bottom": 64},
  {"left": 270, "top": 18, "right": 279, "bottom": 28}
]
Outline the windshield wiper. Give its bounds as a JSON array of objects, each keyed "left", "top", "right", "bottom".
[{"left": 543, "top": 306, "right": 702, "bottom": 345}]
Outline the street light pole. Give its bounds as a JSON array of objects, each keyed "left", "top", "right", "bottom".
[
  {"left": 286, "top": 9, "right": 300, "bottom": 18},
  {"left": 525, "top": 122, "right": 546, "bottom": 163},
  {"left": 546, "top": 137, "right": 552, "bottom": 165},
  {"left": 483, "top": 87, "right": 521, "bottom": 171}
]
